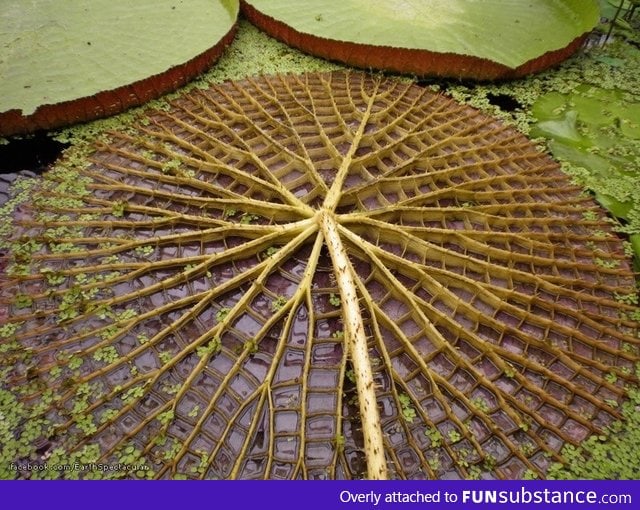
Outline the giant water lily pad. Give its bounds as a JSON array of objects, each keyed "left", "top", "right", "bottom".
[
  {"left": 1, "top": 71, "right": 638, "bottom": 480},
  {"left": 241, "top": 0, "right": 599, "bottom": 80},
  {"left": 0, "top": 0, "right": 239, "bottom": 136}
]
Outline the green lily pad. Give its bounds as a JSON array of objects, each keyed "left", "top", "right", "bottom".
[
  {"left": 595, "top": 192, "right": 633, "bottom": 220},
  {"left": 535, "top": 111, "right": 589, "bottom": 147},
  {"left": 0, "top": 0, "right": 239, "bottom": 136},
  {"left": 531, "top": 83, "right": 640, "bottom": 263},
  {"left": 631, "top": 234, "right": 640, "bottom": 268},
  {"left": 241, "top": 0, "right": 599, "bottom": 79},
  {"left": 593, "top": 55, "right": 626, "bottom": 67}
]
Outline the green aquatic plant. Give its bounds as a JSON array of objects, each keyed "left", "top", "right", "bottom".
[
  {"left": 0, "top": 71, "right": 639, "bottom": 481},
  {"left": 436, "top": 23, "right": 640, "bottom": 268},
  {"left": 548, "top": 379, "right": 640, "bottom": 479},
  {"left": 530, "top": 84, "right": 640, "bottom": 262},
  {"left": 241, "top": 0, "right": 599, "bottom": 79},
  {"left": 600, "top": 0, "right": 640, "bottom": 41},
  {"left": 0, "top": 0, "right": 239, "bottom": 136},
  {"left": 398, "top": 393, "right": 417, "bottom": 424}
]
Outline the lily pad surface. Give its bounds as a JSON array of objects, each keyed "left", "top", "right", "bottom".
[
  {"left": 0, "top": 0, "right": 239, "bottom": 136},
  {"left": 1, "top": 72, "right": 638, "bottom": 480},
  {"left": 241, "top": 0, "right": 599, "bottom": 80}
]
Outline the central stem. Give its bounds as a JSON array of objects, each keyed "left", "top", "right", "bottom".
[{"left": 318, "top": 210, "right": 387, "bottom": 480}]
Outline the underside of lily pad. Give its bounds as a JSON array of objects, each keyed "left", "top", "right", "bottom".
[
  {"left": 241, "top": 0, "right": 599, "bottom": 80},
  {"left": 1, "top": 71, "right": 638, "bottom": 480},
  {"left": 0, "top": 0, "right": 239, "bottom": 137}
]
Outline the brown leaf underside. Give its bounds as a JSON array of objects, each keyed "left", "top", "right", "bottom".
[{"left": 1, "top": 71, "right": 638, "bottom": 480}]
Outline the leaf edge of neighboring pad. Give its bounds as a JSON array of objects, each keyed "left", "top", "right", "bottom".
[
  {"left": 240, "top": 0, "right": 599, "bottom": 80},
  {"left": 0, "top": 0, "right": 240, "bottom": 137}
]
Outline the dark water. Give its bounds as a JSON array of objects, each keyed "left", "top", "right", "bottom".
[{"left": 0, "top": 133, "right": 68, "bottom": 206}]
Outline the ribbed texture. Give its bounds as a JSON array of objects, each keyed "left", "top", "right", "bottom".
[{"left": 1, "top": 72, "right": 638, "bottom": 479}]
